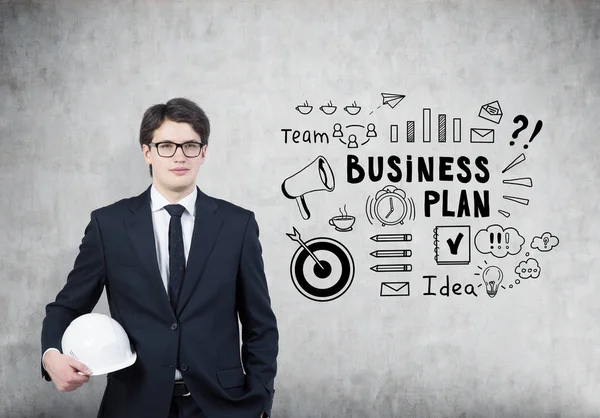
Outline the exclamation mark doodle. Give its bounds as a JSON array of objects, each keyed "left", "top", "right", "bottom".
[
  {"left": 511, "top": 115, "right": 543, "bottom": 149},
  {"left": 505, "top": 232, "right": 509, "bottom": 249},
  {"left": 525, "top": 120, "right": 543, "bottom": 149},
  {"left": 497, "top": 232, "right": 501, "bottom": 249},
  {"left": 490, "top": 232, "right": 494, "bottom": 249}
]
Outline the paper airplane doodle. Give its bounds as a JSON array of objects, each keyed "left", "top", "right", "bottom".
[
  {"left": 369, "top": 93, "right": 406, "bottom": 115},
  {"left": 381, "top": 93, "right": 405, "bottom": 108}
]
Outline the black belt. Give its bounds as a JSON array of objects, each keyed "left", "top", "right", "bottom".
[{"left": 173, "top": 380, "right": 191, "bottom": 397}]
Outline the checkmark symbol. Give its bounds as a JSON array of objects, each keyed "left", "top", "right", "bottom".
[{"left": 446, "top": 233, "right": 464, "bottom": 255}]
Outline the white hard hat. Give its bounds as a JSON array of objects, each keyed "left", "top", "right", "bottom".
[{"left": 61, "top": 313, "right": 137, "bottom": 376}]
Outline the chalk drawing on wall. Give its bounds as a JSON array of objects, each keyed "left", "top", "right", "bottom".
[
  {"left": 503, "top": 177, "right": 533, "bottom": 187},
  {"left": 498, "top": 210, "right": 511, "bottom": 218},
  {"left": 369, "top": 92, "right": 406, "bottom": 115},
  {"left": 281, "top": 155, "right": 335, "bottom": 220},
  {"left": 470, "top": 128, "right": 495, "bottom": 143},
  {"left": 365, "top": 185, "right": 416, "bottom": 226},
  {"left": 438, "top": 113, "right": 447, "bottom": 142},
  {"left": 336, "top": 123, "right": 378, "bottom": 148},
  {"left": 344, "top": 101, "right": 361, "bottom": 115},
  {"left": 328, "top": 204, "right": 356, "bottom": 232},
  {"left": 365, "top": 123, "right": 377, "bottom": 139},
  {"left": 499, "top": 153, "right": 530, "bottom": 217},
  {"left": 453, "top": 117, "right": 462, "bottom": 142},
  {"left": 501, "top": 153, "right": 526, "bottom": 173},
  {"left": 370, "top": 233, "right": 412, "bottom": 243},
  {"left": 320, "top": 100, "right": 337, "bottom": 115},
  {"left": 511, "top": 115, "right": 543, "bottom": 149},
  {"left": 478, "top": 100, "right": 503, "bottom": 124},
  {"left": 295, "top": 100, "right": 313, "bottom": 115},
  {"left": 370, "top": 249, "right": 412, "bottom": 258},
  {"left": 390, "top": 124, "right": 399, "bottom": 143},
  {"left": 503, "top": 195, "right": 529, "bottom": 206},
  {"left": 530, "top": 232, "right": 559, "bottom": 252},
  {"left": 380, "top": 282, "right": 410, "bottom": 297},
  {"left": 433, "top": 225, "right": 471, "bottom": 265},
  {"left": 370, "top": 263, "right": 412, "bottom": 273},
  {"left": 475, "top": 261, "right": 504, "bottom": 298},
  {"left": 515, "top": 257, "right": 541, "bottom": 280},
  {"left": 407, "top": 120, "right": 415, "bottom": 142},
  {"left": 346, "top": 133, "right": 360, "bottom": 149},
  {"left": 287, "top": 226, "right": 355, "bottom": 302},
  {"left": 423, "top": 108, "right": 432, "bottom": 142},
  {"left": 333, "top": 123, "right": 343, "bottom": 138},
  {"left": 370, "top": 231, "right": 413, "bottom": 272},
  {"left": 474, "top": 224, "right": 525, "bottom": 258}
]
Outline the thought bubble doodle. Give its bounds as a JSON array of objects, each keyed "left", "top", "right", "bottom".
[
  {"left": 531, "top": 232, "right": 559, "bottom": 252},
  {"left": 515, "top": 258, "right": 541, "bottom": 279},
  {"left": 475, "top": 224, "right": 525, "bottom": 258}
]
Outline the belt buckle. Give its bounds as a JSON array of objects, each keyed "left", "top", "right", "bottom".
[{"left": 175, "top": 381, "right": 191, "bottom": 397}]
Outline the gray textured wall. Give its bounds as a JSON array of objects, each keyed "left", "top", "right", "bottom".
[{"left": 1, "top": 0, "right": 599, "bottom": 417}]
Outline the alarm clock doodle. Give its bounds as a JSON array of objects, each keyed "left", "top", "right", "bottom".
[{"left": 366, "top": 185, "right": 416, "bottom": 226}]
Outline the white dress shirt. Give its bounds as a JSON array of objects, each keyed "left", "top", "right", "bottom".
[
  {"left": 43, "top": 184, "right": 197, "bottom": 382},
  {"left": 150, "top": 183, "right": 197, "bottom": 380}
]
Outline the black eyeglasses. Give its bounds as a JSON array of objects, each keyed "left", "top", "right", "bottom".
[{"left": 149, "top": 141, "right": 205, "bottom": 158}]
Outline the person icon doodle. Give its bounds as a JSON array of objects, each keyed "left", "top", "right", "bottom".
[
  {"left": 347, "top": 134, "right": 358, "bottom": 148},
  {"left": 332, "top": 123, "right": 343, "bottom": 137},
  {"left": 366, "top": 123, "right": 377, "bottom": 137}
]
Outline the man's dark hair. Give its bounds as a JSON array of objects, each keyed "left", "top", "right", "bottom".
[{"left": 139, "top": 97, "right": 210, "bottom": 177}]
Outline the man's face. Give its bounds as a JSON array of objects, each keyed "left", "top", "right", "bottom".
[{"left": 143, "top": 119, "right": 207, "bottom": 193}]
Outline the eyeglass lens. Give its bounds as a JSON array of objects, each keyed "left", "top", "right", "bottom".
[{"left": 155, "top": 142, "right": 202, "bottom": 157}]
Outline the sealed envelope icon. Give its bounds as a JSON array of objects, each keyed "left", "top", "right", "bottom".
[
  {"left": 478, "top": 100, "right": 503, "bottom": 124},
  {"left": 470, "top": 128, "right": 495, "bottom": 143},
  {"left": 380, "top": 282, "right": 410, "bottom": 297}
]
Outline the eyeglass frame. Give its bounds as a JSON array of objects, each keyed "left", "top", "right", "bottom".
[{"left": 148, "top": 140, "right": 206, "bottom": 158}]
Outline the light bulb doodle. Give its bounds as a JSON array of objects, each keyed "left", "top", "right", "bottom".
[
  {"left": 481, "top": 266, "right": 503, "bottom": 298},
  {"left": 475, "top": 261, "right": 505, "bottom": 298}
]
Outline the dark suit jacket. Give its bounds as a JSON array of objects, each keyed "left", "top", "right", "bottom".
[{"left": 40, "top": 185, "right": 278, "bottom": 418}]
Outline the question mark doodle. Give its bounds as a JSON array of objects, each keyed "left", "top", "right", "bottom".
[
  {"left": 511, "top": 115, "right": 528, "bottom": 144},
  {"left": 543, "top": 236, "right": 549, "bottom": 249},
  {"left": 511, "top": 115, "right": 543, "bottom": 149}
]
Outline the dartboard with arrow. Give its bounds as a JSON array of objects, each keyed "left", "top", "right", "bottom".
[{"left": 286, "top": 227, "right": 355, "bottom": 302}]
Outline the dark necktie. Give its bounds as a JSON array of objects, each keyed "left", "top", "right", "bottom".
[{"left": 164, "top": 204, "right": 186, "bottom": 313}]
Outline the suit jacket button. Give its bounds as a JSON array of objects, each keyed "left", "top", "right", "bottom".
[
  {"left": 181, "top": 364, "right": 188, "bottom": 371},
  {"left": 171, "top": 323, "right": 178, "bottom": 330}
]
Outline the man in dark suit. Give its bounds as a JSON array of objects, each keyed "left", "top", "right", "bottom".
[{"left": 40, "top": 97, "right": 278, "bottom": 418}]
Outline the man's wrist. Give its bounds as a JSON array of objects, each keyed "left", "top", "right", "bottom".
[{"left": 42, "top": 348, "right": 61, "bottom": 370}]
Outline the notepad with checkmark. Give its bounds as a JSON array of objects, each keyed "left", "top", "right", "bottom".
[{"left": 433, "top": 225, "right": 471, "bottom": 265}]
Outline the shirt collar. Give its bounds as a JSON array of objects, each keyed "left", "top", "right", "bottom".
[{"left": 150, "top": 183, "right": 197, "bottom": 217}]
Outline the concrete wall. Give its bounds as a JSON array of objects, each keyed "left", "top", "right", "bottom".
[{"left": 1, "top": 0, "right": 599, "bottom": 416}]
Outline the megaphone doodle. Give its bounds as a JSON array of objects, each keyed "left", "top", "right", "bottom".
[{"left": 281, "top": 155, "right": 335, "bottom": 220}]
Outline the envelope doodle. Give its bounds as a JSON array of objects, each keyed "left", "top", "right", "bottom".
[
  {"left": 478, "top": 100, "right": 503, "bottom": 124},
  {"left": 380, "top": 282, "right": 410, "bottom": 297},
  {"left": 470, "top": 128, "right": 495, "bottom": 143}
]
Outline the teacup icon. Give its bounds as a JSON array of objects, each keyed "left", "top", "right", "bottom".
[{"left": 328, "top": 215, "right": 355, "bottom": 232}]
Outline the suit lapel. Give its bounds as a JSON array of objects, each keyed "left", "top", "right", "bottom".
[
  {"left": 124, "top": 184, "right": 225, "bottom": 318},
  {"left": 176, "top": 186, "right": 224, "bottom": 317},
  {"left": 125, "top": 185, "right": 175, "bottom": 320}
]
